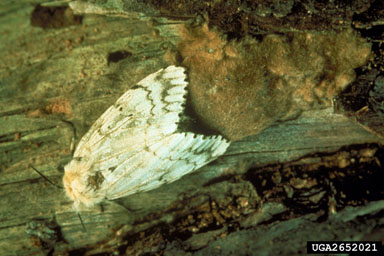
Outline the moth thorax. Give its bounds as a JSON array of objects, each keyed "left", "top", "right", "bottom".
[{"left": 63, "top": 159, "right": 104, "bottom": 209}]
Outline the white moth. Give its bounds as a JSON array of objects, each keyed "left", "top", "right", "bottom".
[{"left": 63, "top": 66, "right": 230, "bottom": 210}]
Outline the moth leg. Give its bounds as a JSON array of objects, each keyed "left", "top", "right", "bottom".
[{"left": 111, "top": 198, "right": 141, "bottom": 213}]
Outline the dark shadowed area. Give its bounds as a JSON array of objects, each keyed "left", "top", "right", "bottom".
[{"left": 0, "top": 0, "right": 383, "bottom": 255}]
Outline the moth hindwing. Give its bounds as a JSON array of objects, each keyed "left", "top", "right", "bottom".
[{"left": 63, "top": 65, "right": 230, "bottom": 210}]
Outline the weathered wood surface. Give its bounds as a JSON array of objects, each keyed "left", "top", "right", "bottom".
[{"left": 0, "top": 1, "right": 383, "bottom": 255}]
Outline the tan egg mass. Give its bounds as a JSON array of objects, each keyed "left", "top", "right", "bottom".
[{"left": 175, "top": 24, "right": 371, "bottom": 141}]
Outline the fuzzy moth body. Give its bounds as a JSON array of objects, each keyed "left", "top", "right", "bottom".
[{"left": 63, "top": 66, "right": 230, "bottom": 210}]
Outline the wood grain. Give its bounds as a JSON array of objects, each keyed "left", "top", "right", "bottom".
[{"left": 0, "top": 1, "right": 382, "bottom": 255}]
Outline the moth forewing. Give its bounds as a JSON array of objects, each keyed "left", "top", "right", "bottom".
[{"left": 63, "top": 65, "right": 230, "bottom": 211}]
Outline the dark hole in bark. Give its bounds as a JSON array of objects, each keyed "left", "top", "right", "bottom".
[
  {"left": 107, "top": 50, "right": 133, "bottom": 65},
  {"left": 30, "top": 4, "right": 83, "bottom": 29}
]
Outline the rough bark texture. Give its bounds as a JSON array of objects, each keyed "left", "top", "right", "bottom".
[{"left": 1, "top": 1, "right": 383, "bottom": 255}]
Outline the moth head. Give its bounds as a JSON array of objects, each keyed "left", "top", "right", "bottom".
[{"left": 63, "top": 159, "right": 104, "bottom": 210}]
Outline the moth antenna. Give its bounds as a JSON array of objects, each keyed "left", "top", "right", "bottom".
[
  {"left": 77, "top": 213, "right": 86, "bottom": 232},
  {"left": 61, "top": 119, "right": 77, "bottom": 155},
  {"left": 30, "top": 166, "right": 63, "bottom": 189}
]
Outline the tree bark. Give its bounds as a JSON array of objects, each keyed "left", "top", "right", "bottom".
[{"left": 0, "top": 1, "right": 383, "bottom": 255}]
